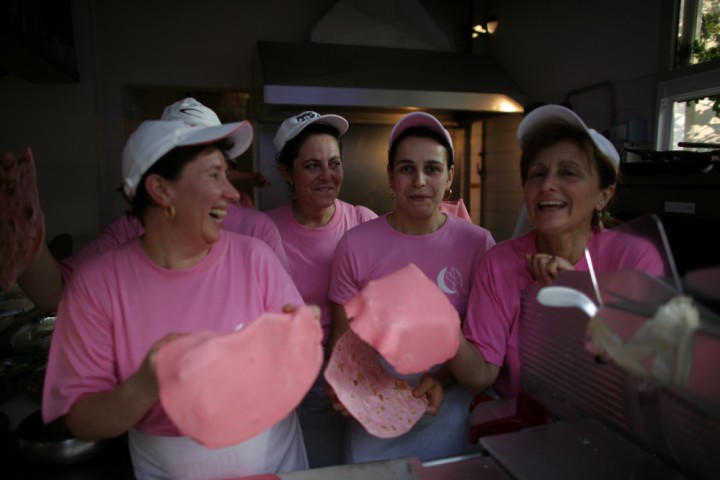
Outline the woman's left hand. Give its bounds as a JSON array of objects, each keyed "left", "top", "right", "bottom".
[
  {"left": 525, "top": 253, "right": 574, "bottom": 286},
  {"left": 412, "top": 373, "right": 444, "bottom": 416}
]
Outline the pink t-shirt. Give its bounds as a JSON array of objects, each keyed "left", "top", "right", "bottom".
[
  {"left": 463, "top": 228, "right": 667, "bottom": 398},
  {"left": 265, "top": 200, "right": 377, "bottom": 344},
  {"left": 43, "top": 231, "right": 303, "bottom": 435},
  {"left": 60, "top": 203, "right": 289, "bottom": 278},
  {"left": 329, "top": 214, "right": 496, "bottom": 321},
  {"left": 328, "top": 213, "right": 495, "bottom": 462}
]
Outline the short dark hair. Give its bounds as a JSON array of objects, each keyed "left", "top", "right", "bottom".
[
  {"left": 276, "top": 123, "right": 343, "bottom": 174},
  {"left": 388, "top": 126, "right": 453, "bottom": 169}
]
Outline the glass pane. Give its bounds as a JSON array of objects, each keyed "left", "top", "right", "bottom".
[
  {"left": 671, "top": 95, "right": 720, "bottom": 148},
  {"left": 675, "top": 0, "right": 720, "bottom": 68}
]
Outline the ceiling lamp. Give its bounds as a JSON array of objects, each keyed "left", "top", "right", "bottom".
[{"left": 472, "top": 16, "right": 498, "bottom": 37}]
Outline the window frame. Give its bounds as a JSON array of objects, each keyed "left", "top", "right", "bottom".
[{"left": 656, "top": 0, "right": 720, "bottom": 150}]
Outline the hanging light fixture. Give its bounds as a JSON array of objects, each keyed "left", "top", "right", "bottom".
[{"left": 472, "top": 15, "right": 498, "bottom": 37}]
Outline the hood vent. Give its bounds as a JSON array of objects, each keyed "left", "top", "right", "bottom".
[{"left": 253, "top": 40, "right": 525, "bottom": 122}]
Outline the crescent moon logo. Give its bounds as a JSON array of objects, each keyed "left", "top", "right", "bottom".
[{"left": 437, "top": 267, "right": 457, "bottom": 295}]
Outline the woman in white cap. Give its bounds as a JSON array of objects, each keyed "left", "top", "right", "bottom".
[
  {"left": 264, "top": 111, "right": 377, "bottom": 468},
  {"left": 42, "top": 118, "right": 310, "bottom": 478},
  {"left": 327, "top": 112, "right": 496, "bottom": 462},
  {"left": 451, "top": 104, "right": 666, "bottom": 399},
  {"left": 13, "top": 98, "right": 289, "bottom": 313}
]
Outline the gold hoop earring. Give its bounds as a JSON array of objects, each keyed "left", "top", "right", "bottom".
[
  {"left": 165, "top": 205, "right": 176, "bottom": 220},
  {"left": 388, "top": 187, "right": 396, "bottom": 199},
  {"left": 443, "top": 188, "right": 452, "bottom": 201}
]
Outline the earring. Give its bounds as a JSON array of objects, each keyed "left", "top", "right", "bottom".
[
  {"left": 388, "top": 187, "right": 396, "bottom": 199},
  {"left": 165, "top": 205, "right": 176, "bottom": 220},
  {"left": 594, "top": 209, "right": 604, "bottom": 229},
  {"left": 443, "top": 188, "right": 453, "bottom": 201}
]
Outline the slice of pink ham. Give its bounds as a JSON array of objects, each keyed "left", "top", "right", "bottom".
[
  {"left": 0, "top": 148, "right": 45, "bottom": 291},
  {"left": 157, "top": 306, "right": 322, "bottom": 449},
  {"left": 344, "top": 263, "right": 460, "bottom": 374},
  {"left": 324, "top": 330, "right": 426, "bottom": 438}
]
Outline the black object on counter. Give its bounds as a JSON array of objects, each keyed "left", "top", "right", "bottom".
[
  {"left": 0, "top": 428, "right": 134, "bottom": 480},
  {"left": 622, "top": 148, "right": 714, "bottom": 175}
]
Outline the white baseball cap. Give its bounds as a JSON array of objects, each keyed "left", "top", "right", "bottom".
[
  {"left": 388, "top": 112, "right": 454, "bottom": 160},
  {"left": 161, "top": 97, "right": 222, "bottom": 127},
  {"left": 273, "top": 111, "right": 348, "bottom": 151},
  {"left": 122, "top": 119, "right": 253, "bottom": 199},
  {"left": 517, "top": 104, "right": 620, "bottom": 170}
]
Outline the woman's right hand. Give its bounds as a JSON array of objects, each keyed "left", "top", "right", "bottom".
[
  {"left": 134, "top": 332, "right": 185, "bottom": 399},
  {"left": 525, "top": 253, "right": 574, "bottom": 286}
]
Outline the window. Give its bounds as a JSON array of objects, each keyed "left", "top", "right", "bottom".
[
  {"left": 657, "top": 0, "right": 720, "bottom": 150},
  {"left": 675, "top": 0, "right": 720, "bottom": 68}
]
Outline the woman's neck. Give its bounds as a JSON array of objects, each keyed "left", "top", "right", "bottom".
[
  {"left": 140, "top": 211, "right": 211, "bottom": 269},
  {"left": 292, "top": 200, "right": 335, "bottom": 227},
  {"left": 387, "top": 210, "right": 447, "bottom": 235},
  {"left": 535, "top": 228, "right": 592, "bottom": 265}
]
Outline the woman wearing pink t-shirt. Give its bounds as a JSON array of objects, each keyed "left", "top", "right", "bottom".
[
  {"left": 265, "top": 112, "right": 377, "bottom": 468},
  {"left": 43, "top": 118, "right": 310, "bottom": 479},
  {"left": 14, "top": 98, "right": 289, "bottom": 313},
  {"left": 327, "top": 112, "right": 495, "bottom": 463},
  {"left": 453, "top": 105, "right": 666, "bottom": 399}
]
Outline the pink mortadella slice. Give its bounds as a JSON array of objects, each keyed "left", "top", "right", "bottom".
[
  {"left": 157, "top": 306, "right": 323, "bottom": 449},
  {"left": 324, "top": 330, "right": 426, "bottom": 438},
  {"left": 344, "top": 263, "right": 460, "bottom": 375},
  {"left": 0, "top": 148, "right": 45, "bottom": 291}
]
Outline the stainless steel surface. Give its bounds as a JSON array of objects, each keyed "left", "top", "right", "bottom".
[
  {"left": 536, "top": 286, "right": 597, "bottom": 318},
  {"left": 419, "top": 454, "right": 512, "bottom": 480},
  {"left": 584, "top": 248, "right": 603, "bottom": 307},
  {"left": 281, "top": 457, "right": 421, "bottom": 480},
  {"left": 481, "top": 419, "right": 685, "bottom": 479},
  {"left": 281, "top": 454, "right": 512, "bottom": 480},
  {"left": 253, "top": 41, "right": 525, "bottom": 121}
]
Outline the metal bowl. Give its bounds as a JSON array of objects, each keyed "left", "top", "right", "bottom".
[
  {"left": 10, "top": 316, "right": 55, "bottom": 356},
  {"left": 16, "top": 410, "right": 110, "bottom": 466}
]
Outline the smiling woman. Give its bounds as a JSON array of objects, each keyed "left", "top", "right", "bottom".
[
  {"left": 41, "top": 117, "right": 311, "bottom": 479},
  {"left": 326, "top": 112, "right": 495, "bottom": 463},
  {"left": 264, "top": 111, "right": 378, "bottom": 468},
  {"left": 451, "top": 104, "right": 667, "bottom": 400}
]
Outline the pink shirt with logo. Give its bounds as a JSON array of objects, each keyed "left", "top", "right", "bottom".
[
  {"left": 329, "top": 214, "right": 495, "bottom": 317},
  {"left": 60, "top": 203, "right": 289, "bottom": 278},
  {"left": 265, "top": 200, "right": 376, "bottom": 344},
  {"left": 328, "top": 213, "right": 495, "bottom": 462},
  {"left": 463, "top": 228, "right": 668, "bottom": 398},
  {"left": 43, "top": 231, "right": 303, "bottom": 435}
]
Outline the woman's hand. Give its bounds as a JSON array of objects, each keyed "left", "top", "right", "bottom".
[
  {"left": 134, "top": 332, "right": 185, "bottom": 399},
  {"left": 65, "top": 331, "right": 185, "bottom": 441},
  {"left": 412, "top": 373, "right": 444, "bottom": 416},
  {"left": 525, "top": 253, "right": 574, "bottom": 286}
]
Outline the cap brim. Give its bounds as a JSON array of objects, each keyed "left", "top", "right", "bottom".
[
  {"left": 178, "top": 120, "right": 254, "bottom": 161},
  {"left": 312, "top": 114, "right": 349, "bottom": 136},
  {"left": 389, "top": 112, "right": 445, "bottom": 147},
  {"left": 517, "top": 105, "right": 588, "bottom": 147}
]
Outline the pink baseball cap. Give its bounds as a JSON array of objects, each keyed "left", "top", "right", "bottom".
[{"left": 388, "top": 112, "right": 454, "bottom": 160}]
